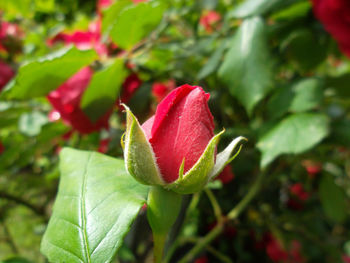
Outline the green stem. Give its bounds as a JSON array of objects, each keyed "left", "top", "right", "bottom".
[
  {"left": 178, "top": 172, "right": 266, "bottom": 262},
  {"left": 227, "top": 171, "right": 265, "bottom": 220},
  {"left": 178, "top": 223, "right": 224, "bottom": 263},
  {"left": 206, "top": 245, "right": 233, "bottom": 263},
  {"left": 164, "top": 193, "right": 201, "bottom": 263},
  {"left": 147, "top": 186, "right": 182, "bottom": 263},
  {"left": 153, "top": 233, "right": 167, "bottom": 263},
  {"left": 205, "top": 188, "right": 222, "bottom": 221}
]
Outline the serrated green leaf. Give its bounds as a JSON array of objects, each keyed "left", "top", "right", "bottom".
[
  {"left": 282, "top": 29, "right": 328, "bottom": 72},
  {"left": 110, "top": 1, "right": 165, "bottom": 50},
  {"left": 271, "top": 1, "right": 311, "bottom": 21},
  {"left": 3, "top": 46, "right": 97, "bottom": 100},
  {"left": 81, "top": 58, "right": 127, "bottom": 122},
  {"left": 197, "top": 43, "right": 227, "bottom": 80},
  {"left": 289, "top": 78, "right": 323, "bottom": 112},
  {"left": 168, "top": 131, "right": 223, "bottom": 194},
  {"left": 267, "top": 84, "right": 294, "bottom": 120},
  {"left": 35, "top": 0, "right": 55, "bottom": 13},
  {"left": 218, "top": 17, "right": 273, "bottom": 115},
  {"left": 257, "top": 113, "right": 329, "bottom": 167},
  {"left": 267, "top": 78, "right": 323, "bottom": 119},
  {"left": 0, "top": 0, "right": 33, "bottom": 19},
  {"left": 124, "top": 105, "right": 164, "bottom": 186},
  {"left": 319, "top": 174, "right": 347, "bottom": 223},
  {"left": 101, "top": 0, "right": 132, "bottom": 36},
  {"left": 41, "top": 148, "right": 149, "bottom": 263}
]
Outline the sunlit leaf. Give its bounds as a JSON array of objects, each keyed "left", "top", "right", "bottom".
[
  {"left": 81, "top": 58, "right": 127, "bottom": 122},
  {"left": 109, "top": 1, "right": 165, "bottom": 50},
  {"left": 41, "top": 148, "right": 149, "bottom": 263},
  {"left": 257, "top": 113, "right": 329, "bottom": 167},
  {"left": 218, "top": 17, "right": 273, "bottom": 115},
  {"left": 3, "top": 47, "right": 97, "bottom": 100}
]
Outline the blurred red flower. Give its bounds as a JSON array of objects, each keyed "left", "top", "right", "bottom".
[
  {"left": 216, "top": 164, "right": 235, "bottom": 184},
  {"left": 152, "top": 79, "right": 176, "bottom": 102},
  {"left": 194, "top": 256, "right": 208, "bottom": 263},
  {"left": 311, "top": 0, "right": 350, "bottom": 57},
  {"left": 0, "top": 21, "right": 23, "bottom": 53},
  {"left": 199, "top": 10, "right": 221, "bottom": 33},
  {"left": 120, "top": 73, "right": 142, "bottom": 103},
  {"left": 287, "top": 183, "right": 310, "bottom": 210},
  {"left": 266, "top": 234, "right": 305, "bottom": 263},
  {"left": 97, "top": 0, "right": 112, "bottom": 14},
  {"left": 266, "top": 236, "right": 288, "bottom": 262},
  {"left": 0, "top": 142, "right": 4, "bottom": 154},
  {"left": 0, "top": 60, "right": 14, "bottom": 91},
  {"left": 0, "top": 21, "right": 23, "bottom": 40},
  {"left": 47, "top": 67, "right": 112, "bottom": 134},
  {"left": 302, "top": 160, "right": 322, "bottom": 178},
  {"left": 48, "top": 20, "right": 107, "bottom": 57},
  {"left": 98, "top": 138, "right": 111, "bottom": 153},
  {"left": 289, "top": 183, "right": 309, "bottom": 201},
  {"left": 343, "top": 255, "right": 350, "bottom": 263}
]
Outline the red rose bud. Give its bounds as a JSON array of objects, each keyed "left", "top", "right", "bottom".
[
  {"left": 122, "top": 84, "right": 246, "bottom": 194},
  {"left": 199, "top": 10, "right": 221, "bottom": 33},
  {"left": 152, "top": 79, "right": 176, "bottom": 103},
  {"left": 312, "top": 0, "right": 350, "bottom": 57},
  {"left": 47, "top": 67, "right": 111, "bottom": 134},
  {"left": 343, "top": 255, "right": 350, "bottom": 263},
  {"left": 0, "top": 60, "right": 14, "bottom": 91}
]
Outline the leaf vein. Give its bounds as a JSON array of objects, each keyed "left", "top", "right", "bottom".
[
  {"left": 87, "top": 191, "right": 118, "bottom": 216},
  {"left": 81, "top": 153, "right": 92, "bottom": 262},
  {"left": 90, "top": 204, "right": 132, "bottom": 256},
  {"left": 57, "top": 216, "right": 82, "bottom": 230},
  {"left": 47, "top": 240, "right": 85, "bottom": 263}
]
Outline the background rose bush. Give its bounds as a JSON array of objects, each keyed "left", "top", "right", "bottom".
[{"left": 0, "top": 0, "right": 350, "bottom": 262}]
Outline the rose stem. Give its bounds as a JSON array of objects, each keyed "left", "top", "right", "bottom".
[{"left": 177, "top": 171, "right": 266, "bottom": 263}]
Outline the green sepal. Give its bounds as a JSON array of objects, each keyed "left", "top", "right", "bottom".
[
  {"left": 209, "top": 136, "right": 247, "bottom": 180},
  {"left": 168, "top": 130, "right": 224, "bottom": 194},
  {"left": 123, "top": 105, "right": 164, "bottom": 186}
]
